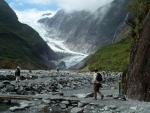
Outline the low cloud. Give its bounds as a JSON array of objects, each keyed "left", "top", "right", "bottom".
[
  {"left": 57, "top": 0, "right": 114, "bottom": 12},
  {"left": 14, "top": 0, "right": 53, "bottom": 5},
  {"left": 15, "top": 9, "right": 56, "bottom": 25},
  {"left": 11, "top": 0, "right": 114, "bottom": 12}
]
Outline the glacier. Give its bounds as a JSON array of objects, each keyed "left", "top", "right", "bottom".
[{"left": 15, "top": 11, "right": 88, "bottom": 68}]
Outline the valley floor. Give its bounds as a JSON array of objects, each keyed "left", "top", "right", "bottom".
[{"left": 0, "top": 70, "right": 150, "bottom": 113}]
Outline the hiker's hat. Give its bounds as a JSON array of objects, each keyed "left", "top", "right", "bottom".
[{"left": 17, "top": 66, "right": 20, "bottom": 69}]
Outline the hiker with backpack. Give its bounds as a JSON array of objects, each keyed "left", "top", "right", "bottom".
[
  {"left": 15, "top": 66, "right": 21, "bottom": 83},
  {"left": 92, "top": 69, "right": 104, "bottom": 100}
]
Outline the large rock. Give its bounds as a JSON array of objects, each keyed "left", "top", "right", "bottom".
[
  {"left": 0, "top": 75, "right": 6, "bottom": 80},
  {"left": 5, "top": 75, "right": 15, "bottom": 80},
  {"left": 6, "top": 84, "right": 15, "bottom": 92},
  {"left": 2, "top": 80, "right": 10, "bottom": 85}
]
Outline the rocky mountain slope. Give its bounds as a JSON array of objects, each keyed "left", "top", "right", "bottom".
[
  {"left": 0, "top": 0, "right": 57, "bottom": 69},
  {"left": 39, "top": 0, "right": 130, "bottom": 54}
]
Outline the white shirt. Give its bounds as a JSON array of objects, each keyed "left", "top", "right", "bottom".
[{"left": 92, "top": 72, "right": 100, "bottom": 83}]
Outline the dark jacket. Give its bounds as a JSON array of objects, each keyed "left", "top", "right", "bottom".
[{"left": 15, "top": 69, "right": 20, "bottom": 76}]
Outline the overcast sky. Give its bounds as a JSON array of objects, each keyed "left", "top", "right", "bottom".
[
  {"left": 5, "top": 0, "right": 114, "bottom": 25},
  {"left": 5, "top": 0, "right": 114, "bottom": 12}
]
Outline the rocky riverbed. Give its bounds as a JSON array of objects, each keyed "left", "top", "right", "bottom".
[{"left": 0, "top": 70, "right": 150, "bottom": 113}]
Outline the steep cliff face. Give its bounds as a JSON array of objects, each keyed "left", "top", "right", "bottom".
[
  {"left": 127, "top": 11, "right": 150, "bottom": 101},
  {"left": 39, "top": 0, "right": 130, "bottom": 53},
  {"left": 0, "top": 0, "right": 57, "bottom": 69}
]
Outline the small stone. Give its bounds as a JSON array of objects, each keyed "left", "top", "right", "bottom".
[
  {"left": 104, "top": 106, "right": 109, "bottom": 111},
  {"left": 71, "top": 107, "right": 84, "bottom": 113},
  {"left": 60, "top": 104, "right": 67, "bottom": 109},
  {"left": 130, "top": 106, "right": 137, "bottom": 111},
  {"left": 109, "top": 105, "right": 117, "bottom": 110},
  {"left": 61, "top": 101, "right": 69, "bottom": 105},
  {"left": 111, "top": 87, "right": 115, "bottom": 90},
  {"left": 78, "top": 102, "right": 88, "bottom": 108},
  {"left": 42, "top": 99, "right": 51, "bottom": 104},
  {"left": 119, "top": 95, "right": 127, "bottom": 101},
  {"left": 113, "top": 95, "right": 119, "bottom": 99}
]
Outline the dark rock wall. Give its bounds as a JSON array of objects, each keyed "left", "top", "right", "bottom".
[{"left": 127, "top": 11, "right": 150, "bottom": 101}]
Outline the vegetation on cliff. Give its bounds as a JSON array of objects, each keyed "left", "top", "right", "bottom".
[
  {"left": 82, "top": 0, "right": 150, "bottom": 73},
  {"left": 125, "top": 0, "right": 150, "bottom": 101},
  {"left": 82, "top": 37, "right": 132, "bottom": 72}
]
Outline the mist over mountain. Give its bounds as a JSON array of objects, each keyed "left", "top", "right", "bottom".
[
  {"left": 38, "top": 0, "right": 130, "bottom": 54},
  {"left": 1, "top": 0, "right": 130, "bottom": 69},
  {"left": 57, "top": 0, "right": 114, "bottom": 13},
  {"left": 0, "top": 0, "right": 57, "bottom": 69}
]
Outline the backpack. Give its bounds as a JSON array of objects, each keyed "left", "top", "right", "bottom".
[{"left": 96, "top": 73, "right": 103, "bottom": 82}]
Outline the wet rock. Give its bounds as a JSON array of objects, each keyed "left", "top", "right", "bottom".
[
  {"left": 103, "top": 106, "right": 109, "bottom": 111},
  {"left": 5, "top": 75, "right": 15, "bottom": 80},
  {"left": 71, "top": 107, "right": 83, "bottom": 113},
  {"left": 101, "top": 111, "right": 113, "bottom": 113},
  {"left": 61, "top": 101, "right": 69, "bottom": 105},
  {"left": 84, "top": 93, "right": 94, "bottom": 98},
  {"left": 42, "top": 99, "right": 51, "bottom": 104},
  {"left": 78, "top": 102, "right": 88, "bottom": 108},
  {"left": 38, "top": 104, "right": 49, "bottom": 113},
  {"left": 20, "top": 101, "right": 32, "bottom": 108},
  {"left": 106, "top": 94, "right": 113, "bottom": 97},
  {"left": 119, "top": 95, "right": 127, "bottom": 101},
  {"left": 109, "top": 105, "right": 117, "bottom": 110},
  {"left": 60, "top": 103, "right": 67, "bottom": 109},
  {"left": 52, "top": 92, "right": 64, "bottom": 96},
  {"left": 130, "top": 106, "right": 137, "bottom": 111},
  {"left": 113, "top": 95, "right": 119, "bottom": 99},
  {"left": 73, "top": 93, "right": 93, "bottom": 98},
  {"left": 51, "top": 105, "right": 62, "bottom": 112},
  {"left": 31, "top": 75, "right": 38, "bottom": 80},
  {"left": 83, "top": 104, "right": 105, "bottom": 113},
  {"left": 16, "top": 88, "right": 26, "bottom": 95},
  {"left": 9, "top": 106, "right": 22, "bottom": 112},
  {"left": 20, "top": 76, "right": 26, "bottom": 80},
  {"left": 2, "top": 80, "right": 11, "bottom": 85},
  {"left": 6, "top": 84, "right": 15, "bottom": 92},
  {"left": 0, "top": 75, "right": 6, "bottom": 80},
  {"left": 0, "top": 82, "right": 5, "bottom": 88},
  {"left": 9, "top": 101, "right": 31, "bottom": 112}
]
